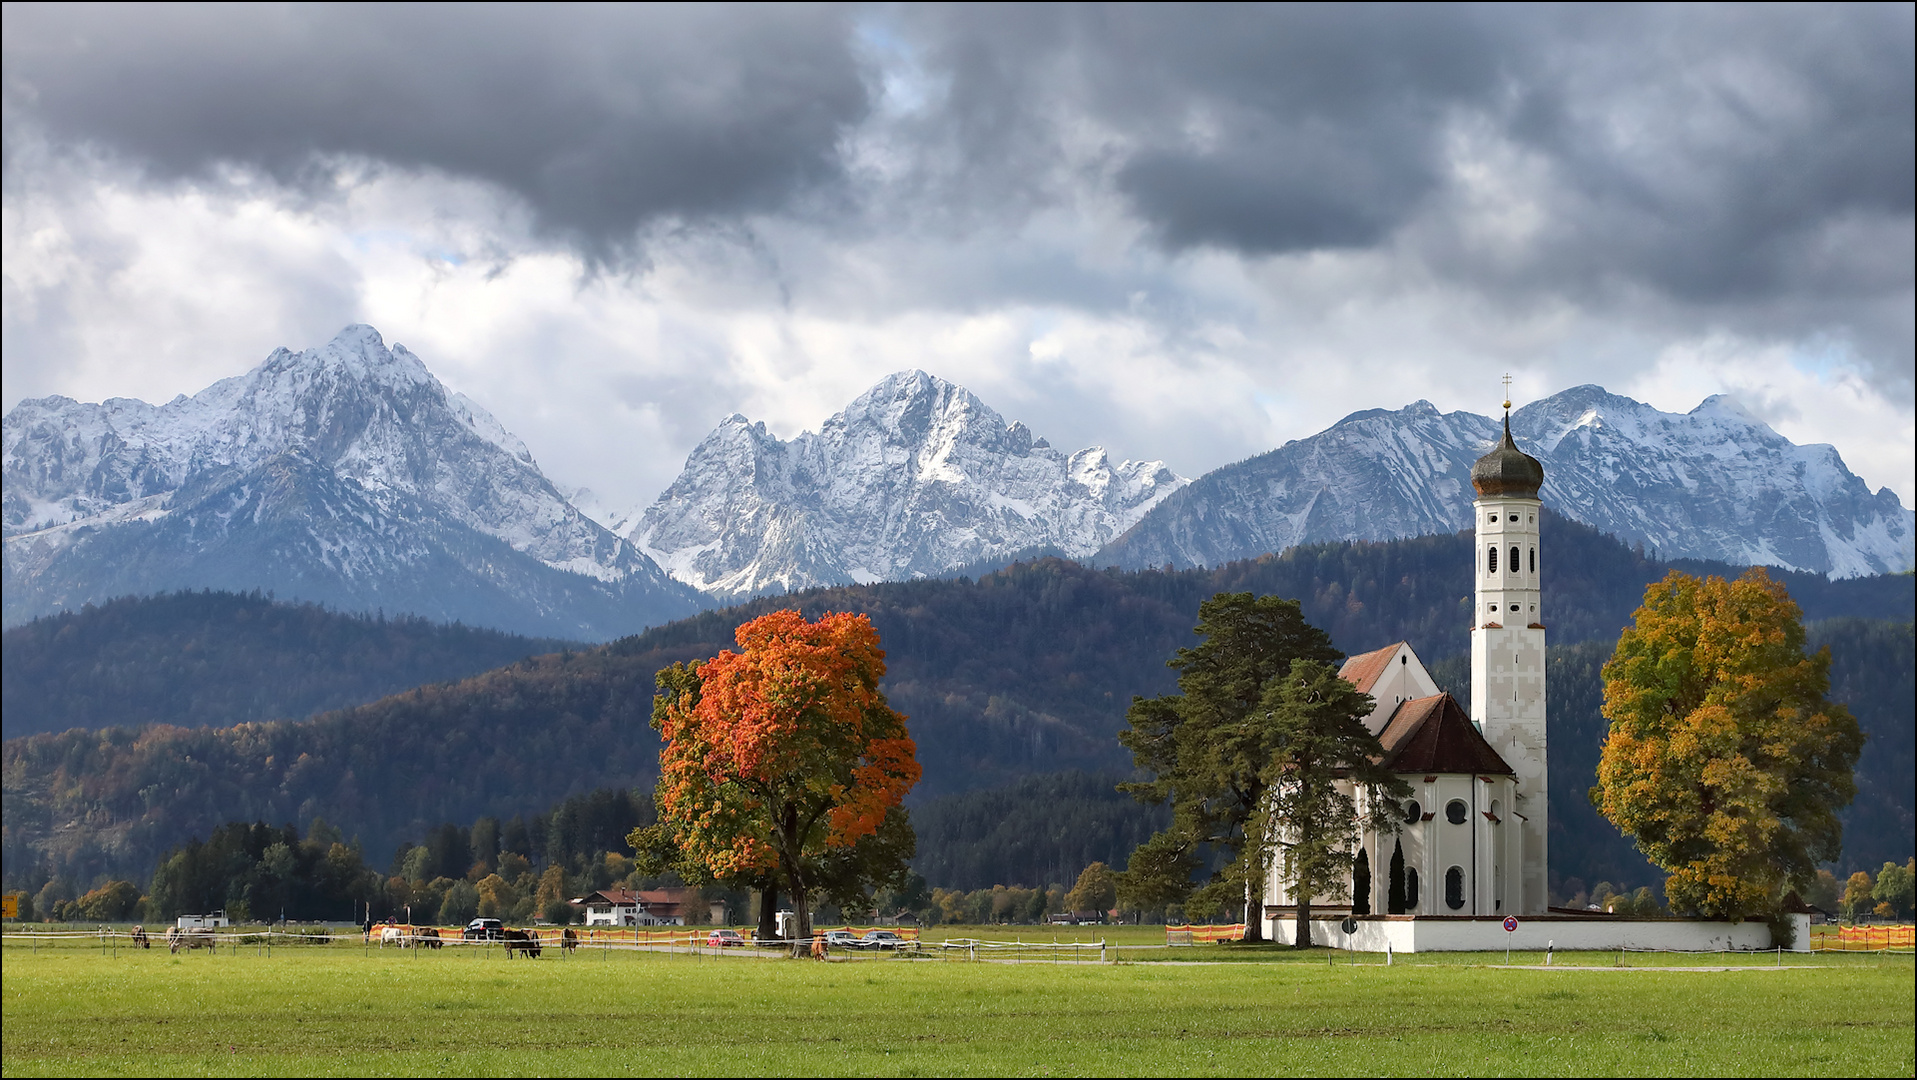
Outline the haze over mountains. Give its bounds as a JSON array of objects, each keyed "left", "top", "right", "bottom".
[{"left": 4, "top": 326, "right": 1911, "bottom": 641}]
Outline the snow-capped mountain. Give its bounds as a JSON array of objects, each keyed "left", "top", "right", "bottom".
[
  {"left": 3, "top": 326, "right": 704, "bottom": 638},
  {"left": 1096, "top": 385, "right": 1914, "bottom": 578},
  {"left": 622, "top": 371, "right": 1187, "bottom": 598}
]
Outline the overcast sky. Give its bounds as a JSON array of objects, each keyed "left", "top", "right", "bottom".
[{"left": 5, "top": 3, "right": 1912, "bottom": 509}]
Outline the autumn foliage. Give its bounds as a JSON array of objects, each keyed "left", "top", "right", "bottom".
[
  {"left": 1595, "top": 569, "right": 1863, "bottom": 921},
  {"left": 647, "top": 610, "right": 920, "bottom": 945}
]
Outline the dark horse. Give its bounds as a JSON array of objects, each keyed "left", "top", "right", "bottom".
[{"left": 503, "top": 928, "right": 542, "bottom": 958}]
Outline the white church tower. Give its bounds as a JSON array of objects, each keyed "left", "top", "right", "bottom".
[{"left": 1468, "top": 396, "right": 1549, "bottom": 915}]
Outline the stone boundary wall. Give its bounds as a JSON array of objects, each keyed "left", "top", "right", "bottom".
[{"left": 1263, "top": 913, "right": 1804, "bottom": 953}]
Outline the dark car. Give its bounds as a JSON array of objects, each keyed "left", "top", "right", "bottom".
[
  {"left": 463, "top": 918, "right": 505, "bottom": 941},
  {"left": 856, "top": 930, "right": 904, "bottom": 950}
]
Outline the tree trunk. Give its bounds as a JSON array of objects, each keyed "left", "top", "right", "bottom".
[
  {"left": 1295, "top": 898, "right": 1313, "bottom": 949},
  {"left": 790, "top": 886, "right": 811, "bottom": 959},
  {"left": 756, "top": 881, "right": 779, "bottom": 943},
  {"left": 1242, "top": 871, "right": 1264, "bottom": 942}
]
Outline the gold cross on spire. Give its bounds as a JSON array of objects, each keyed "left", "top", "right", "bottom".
[{"left": 1501, "top": 373, "right": 1513, "bottom": 413}]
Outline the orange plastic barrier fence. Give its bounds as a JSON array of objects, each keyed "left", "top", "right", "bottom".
[
  {"left": 1827, "top": 925, "right": 1915, "bottom": 950},
  {"left": 1166, "top": 923, "right": 1246, "bottom": 944}
]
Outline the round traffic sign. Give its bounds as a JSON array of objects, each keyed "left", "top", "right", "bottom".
[
  {"left": 1502, "top": 916, "right": 1519, "bottom": 932},
  {"left": 1340, "top": 917, "right": 1358, "bottom": 935}
]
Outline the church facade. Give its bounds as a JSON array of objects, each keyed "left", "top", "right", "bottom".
[{"left": 1264, "top": 416, "right": 1551, "bottom": 924}]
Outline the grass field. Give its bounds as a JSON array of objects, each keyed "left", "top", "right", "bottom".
[{"left": 3, "top": 931, "right": 1911, "bottom": 1077}]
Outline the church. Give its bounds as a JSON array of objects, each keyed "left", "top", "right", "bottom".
[{"left": 1263, "top": 410, "right": 1552, "bottom": 924}]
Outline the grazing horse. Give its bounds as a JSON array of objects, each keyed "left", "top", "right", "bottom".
[
  {"left": 561, "top": 927, "right": 579, "bottom": 954},
  {"left": 416, "top": 926, "right": 442, "bottom": 949},
  {"left": 166, "top": 927, "right": 215, "bottom": 953},
  {"left": 379, "top": 925, "right": 409, "bottom": 948},
  {"left": 502, "top": 929, "right": 541, "bottom": 958},
  {"left": 130, "top": 925, "right": 151, "bottom": 949}
]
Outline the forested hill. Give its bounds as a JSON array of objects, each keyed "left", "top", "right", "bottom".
[
  {"left": 0, "top": 591, "right": 580, "bottom": 740},
  {"left": 5, "top": 514, "right": 1909, "bottom": 891}
]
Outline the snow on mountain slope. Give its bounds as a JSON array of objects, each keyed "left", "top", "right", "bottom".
[
  {"left": 625, "top": 371, "right": 1187, "bottom": 597},
  {"left": 3, "top": 326, "right": 703, "bottom": 637},
  {"left": 1097, "top": 385, "right": 1913, "bottom": 578}
]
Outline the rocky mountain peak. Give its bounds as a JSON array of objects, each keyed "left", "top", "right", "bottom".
[
  {"left": 4, "top": 326, "right": 701, "bottom": 637},
  {"left": 1098, "top": 387, "right": 1913, "bottom": 578},
  {"left": 626, "top": 370, "right": 1189, "bottom": 598}
]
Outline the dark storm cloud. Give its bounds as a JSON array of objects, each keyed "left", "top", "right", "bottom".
[
  {"left": 898, "top": 4, "right": 1912, "bottom": 305},
  {"left": 2, "top": 4, "right": 869, "bottom": 249},
  {"left": 5, "top": 3, "right": 1911, "bottom": 320}
]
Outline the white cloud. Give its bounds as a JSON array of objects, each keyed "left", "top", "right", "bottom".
[{"left": 4, "top": 132, "right": 1912, "bottom": 519}]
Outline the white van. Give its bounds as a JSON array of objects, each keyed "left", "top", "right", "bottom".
[{"left": 176, "top": 911, "right": 230, "bottom": 929}]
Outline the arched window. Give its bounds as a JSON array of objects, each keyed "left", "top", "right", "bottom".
[
  {"left": 1488, "top": 547, "right": 1498, "bottom": 574},
  {"left": 1511, "top": 546, "right": 1520, "bottom": 572},
  {"left": 1530, "top": 547, "right": 1536, "bottom": 573},
  {"left": 1406, "top": 867, "right": 1420, "bottom": 910},
  {"left": 1445, "top": 866, "right": 1466, "bottom": 910}
]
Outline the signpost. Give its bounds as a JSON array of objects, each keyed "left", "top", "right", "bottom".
[
  {"left": 1503, "top": 915, "right": 1518, "bottom": 965},
  {"left": 1340, "top": 917, "right": 1359, "bottom": 964},
  {"left": 1, "top": 894, "right": 18, "bottom": 919}
]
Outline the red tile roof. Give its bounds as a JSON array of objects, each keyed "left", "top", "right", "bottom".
[
  {"left": 1375, "top": 693, "right": 1514, "bottom": 776},
  {"left": 1338, "top": 643, "right": 1406, "bottom": 696}
]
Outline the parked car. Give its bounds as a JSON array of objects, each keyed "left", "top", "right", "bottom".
[
  {"left": 707, "top": 929, "right": 745, "bottom": 947},
  {"left": 823, "top": 930, "right": 860, "bottom": 949},
  {"left": 463, "top": 918, "right": 504, "bottom": 941},
  {"left": 856, "top": 930, "right": 904, "bottom": 950}
]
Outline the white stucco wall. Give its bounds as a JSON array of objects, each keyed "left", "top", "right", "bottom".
[{"left": 1263, "top": 915, "right": 1794, "bottom": 953}]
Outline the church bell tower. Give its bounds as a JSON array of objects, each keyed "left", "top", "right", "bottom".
[{"left": 1469, "top": 390, "right": 1549, "bottom": 915}]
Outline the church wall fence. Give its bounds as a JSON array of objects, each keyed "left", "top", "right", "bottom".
[{"left": 1263, "top": 912, "right": 1801, "bottom": 953}]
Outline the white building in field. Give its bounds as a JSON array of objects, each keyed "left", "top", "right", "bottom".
[
  {"left": 1260, "top": 410, "right": 1802, "bottom": 952},
  {"left": 1264, "top": 414, "right": 1547, "bottom": 922}
]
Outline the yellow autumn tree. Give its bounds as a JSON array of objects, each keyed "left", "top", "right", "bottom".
[{"left": 1593, "top": 568, "right": 1863, "bottom": 921}]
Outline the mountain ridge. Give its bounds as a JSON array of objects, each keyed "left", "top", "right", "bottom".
[
  {"left": 621, "top": 369, "right": 1189, "bottom": 598},
  {"left": 3, "top": 326, "right": 705, "bottom": 638},
  {"left": 1097, "top": 385, "right": 1912, "bottom": 578}
]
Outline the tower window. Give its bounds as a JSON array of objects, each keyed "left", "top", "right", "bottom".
[
  {"left": 1488, "top": 603, "right": 1496, "bottom": 613},
  {"left": 1511, "top": 546, "right": 1520, "bottom": 570},
  {"left": 1508, "top": 514, "right": 1517, "bottom": 522},
  {"left": 1445, "top": 866, "right": 1466, "bottom": 910},
  {"left": 1530, "top": 547, "right": 1536, "bottom": 573},
  {"left": 1487, "top": 547, "right": 1498, "bottom": 574}
]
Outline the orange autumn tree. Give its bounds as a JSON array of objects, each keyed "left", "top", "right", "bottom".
[
  {"left": 640, "top": 610, "right": 920, "bottom": 952},
  {"left": 1594, "top": 568, "right": 1863, "bottom": 923}
]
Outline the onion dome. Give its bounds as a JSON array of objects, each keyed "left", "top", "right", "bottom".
[{"left": 1471, "top": 415, "right": 1544, "bottom": 498}]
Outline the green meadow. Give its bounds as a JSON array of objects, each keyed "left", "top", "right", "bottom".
[{"left": 2, "top": 933, "right": 1911, "bottom": 1077}]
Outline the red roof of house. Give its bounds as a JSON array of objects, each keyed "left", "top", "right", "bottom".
[
  {"left": 1338, "top": 643, "right": 1406, "bottom": 696},
  {"left": 1374, "top": 693, "right": 1514, "bottom": 776}
]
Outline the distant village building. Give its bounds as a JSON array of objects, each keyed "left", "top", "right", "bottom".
[
  {"left": 572, "top": 888, "right": 726, "bottom": 926},
  {"left": 1265, "top": 412, "right": 1550, "bottom": 922}
]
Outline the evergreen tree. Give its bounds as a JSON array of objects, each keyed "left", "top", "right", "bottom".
[{"left": 1118, "top": 592, "right": 1345, "bottom": 941}]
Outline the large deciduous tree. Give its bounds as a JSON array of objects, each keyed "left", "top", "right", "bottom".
[
  {"left": 635, "top": 610, "right": 920, "bottom": 955},
  {"left": 1593, "top": 569, "right": 1863, "bottom": 922},
  {"left": 1117, "top": 592, "right": 1352, "bottom": 942}
]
